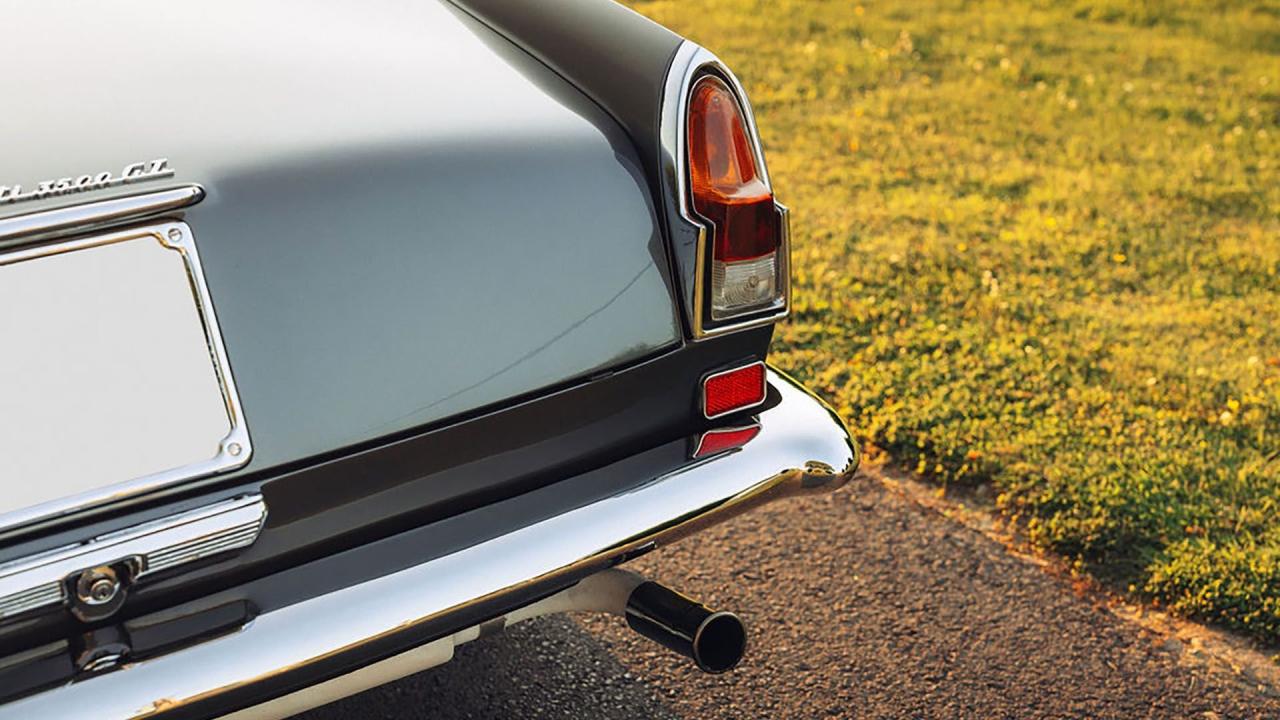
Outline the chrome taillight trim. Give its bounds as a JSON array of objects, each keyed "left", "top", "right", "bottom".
[
  {"left": 0, "top": 496, "right": 267, "bottom": 623},
  {"left": 660, "top": 42, "right": 791, "bottom": 340},
  {"left": 700, "top": 360, "right": 769, "bottom": 420}
]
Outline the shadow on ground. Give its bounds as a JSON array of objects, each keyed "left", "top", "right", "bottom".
[{"left": 296, "top": 616, "right": 676, "bottom": 720}]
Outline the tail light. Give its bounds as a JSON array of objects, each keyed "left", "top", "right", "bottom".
[{"left": 687, "top": 75, "right": 786, "bottom": 324}]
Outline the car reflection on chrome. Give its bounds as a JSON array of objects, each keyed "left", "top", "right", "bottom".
[{"left": 0, "top": 1, "right": 858, "bottom": 717}]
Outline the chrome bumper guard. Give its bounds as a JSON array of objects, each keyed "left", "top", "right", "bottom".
[{"left": 3, "top": 367, "right": 857, "bottom": 719}]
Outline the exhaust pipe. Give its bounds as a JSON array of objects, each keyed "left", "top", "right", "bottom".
[
  {"left": 474, "top": 569, "right": 748, "bottom": 674},
  {"left": 624, "top": 581, "right": 747, "bottom": 674}
]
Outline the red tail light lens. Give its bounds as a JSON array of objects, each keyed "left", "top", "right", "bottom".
[
  {"left": 687, "top": 75, "right": 783, "bottom": 320},
  {"left": 702, "top": 361, "right": 767, "bottom": 418},
  {"left": 693, "top": 424, "right": 762, "bottom": 458}
]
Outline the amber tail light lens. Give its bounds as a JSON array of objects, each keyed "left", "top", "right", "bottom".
[{"left": 687, "top": 75, "right": 783, "bottom": 321}]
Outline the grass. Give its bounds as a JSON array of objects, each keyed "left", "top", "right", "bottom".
[{"left": 621, "top": 0, "right": 1280, "bottom": 643}]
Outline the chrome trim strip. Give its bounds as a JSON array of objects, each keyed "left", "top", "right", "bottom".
[
  {"left": 0, "top": 185, "right": 205, "bottom": 248},
  {"left": 700, "top": 360, "right": 769, "bottom": 419},
  {"left": 0, "top": 584, "right": 63, "bottom": 621},
  {"left": 660, "top": 42, "right": 792, "bottom": 340},
  {"left": 2, "top": 368, "right": 858, "bottom": 719},
  {"left": 0, "top": 496, "right": 267, "bottom": 622},
  {"left": 0, "top": 219, "right": 253, "bottom": 534}
]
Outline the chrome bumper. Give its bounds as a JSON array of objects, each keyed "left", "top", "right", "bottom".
[{"left": 2, "top": 367, "right": 857, "bottom": 719}]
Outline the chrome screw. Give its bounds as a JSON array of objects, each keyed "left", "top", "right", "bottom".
[
  {"left": 88, "top": 578, "right": 116, "bottom": 603},
  {"left": 227, "top": 442, "right": 243, "bottom": 457},
  {"left": 167, "top": 228, "right": 183, "bottom": 243},
  {"left": 75, "top": 566, "right": 122, "bottom": 606}
]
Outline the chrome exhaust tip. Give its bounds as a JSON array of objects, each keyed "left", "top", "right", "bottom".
[{"left": 624, "top": 581, "right": 747, "bottom": 674}]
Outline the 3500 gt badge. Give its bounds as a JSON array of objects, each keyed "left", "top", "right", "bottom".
[{"left": 0, "top": 158, "right": 175, "bottom": 206}]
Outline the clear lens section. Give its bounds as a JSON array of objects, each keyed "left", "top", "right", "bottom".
[{"left": 711, "top": 251, "right": 778, "bottom": 318}]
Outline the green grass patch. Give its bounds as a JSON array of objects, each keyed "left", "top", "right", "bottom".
[{"left": 623, "top": 0, "right": 1280, "bottom": 642}]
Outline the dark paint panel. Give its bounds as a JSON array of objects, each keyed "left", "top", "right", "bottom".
[{"left": 449, "top": 0, "right": 684, "bottom": 201}]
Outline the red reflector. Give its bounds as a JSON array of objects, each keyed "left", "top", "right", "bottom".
[
  {"left": 702, "top": 362, "right": 767, "bottom": 418},
  {"left": 693, "top": 425, "right": 762, "bottom": 458}
]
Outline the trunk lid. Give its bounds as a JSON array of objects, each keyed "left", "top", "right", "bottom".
[{"left": 0, "top": 0, "right": 681, "bottom": 524}]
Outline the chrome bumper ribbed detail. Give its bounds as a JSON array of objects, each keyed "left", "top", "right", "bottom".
[
  {"left": 0, "top": 583, "right": 64, "bottom": 622},
  {"left": 0, "top": 496, "right": 267, "bottom": 623},
  {"left": 2, "top": 368, "right": 857, "bottom": 719}
]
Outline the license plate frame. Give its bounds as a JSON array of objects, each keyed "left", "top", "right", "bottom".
[{"left": 0, "top": 220, "right": 251, "bottom": 532}]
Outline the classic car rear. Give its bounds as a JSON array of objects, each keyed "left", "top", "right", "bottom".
[{"left": 0, "top": 1, "right": 858, "bottom": 717}]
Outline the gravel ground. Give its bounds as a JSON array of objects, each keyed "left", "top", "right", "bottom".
[{"left": 300, "top": 474, "right": 1278, "bottom": 719}]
